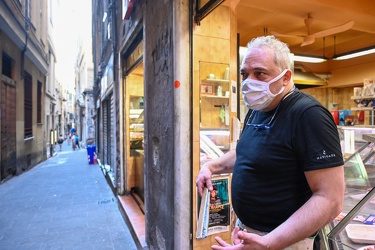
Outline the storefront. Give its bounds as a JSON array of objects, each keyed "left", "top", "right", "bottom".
[
  {"left": 193, "top": 2, "right": 375, "bottom": 249},
  {"left": 99, "top": 0, "right": 375, "bottom": 249},
  {"left": 117, "top": 1, "right": 191, "bottom": 249}
]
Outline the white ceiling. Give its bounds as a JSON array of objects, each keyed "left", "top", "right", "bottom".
[{"left": 225, "top": 0, "right": 375, "bottom": 59}]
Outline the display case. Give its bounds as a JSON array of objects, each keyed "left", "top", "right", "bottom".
[
  {"left": 324, "top": 129, "right": 375, "bottom": 249},
  {"left": 129, "top": 109, "right": 144, "bottom": 149},
  {"left": 128, "top": 96, "right": 145, "bottom": 201}
]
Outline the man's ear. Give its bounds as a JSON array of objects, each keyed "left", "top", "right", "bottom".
[{"left": 283, "top": 69, "right": 292, "bottom": 84}]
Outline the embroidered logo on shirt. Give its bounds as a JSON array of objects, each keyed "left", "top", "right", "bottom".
[{"left": 316, "top": 150, "right": 336, "bottom": 160}]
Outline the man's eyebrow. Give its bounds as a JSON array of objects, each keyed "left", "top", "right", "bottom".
[
  {"left": 253, "top": 67, "right": 267, "bottom": 71},
  {"left": 240, "top": 67, "right": 266, "bottom": 73}
]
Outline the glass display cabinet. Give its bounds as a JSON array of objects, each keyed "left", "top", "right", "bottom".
[
  {"left": 129, "top": 95, "right": 144, "bottom": 201},
  {"left": 323, "top": 127, "right": 375, "bottom": 249}
]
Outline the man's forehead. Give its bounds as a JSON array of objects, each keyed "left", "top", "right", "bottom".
[{"left": 241, "top": 53, "right": 276, "bottom": 71}]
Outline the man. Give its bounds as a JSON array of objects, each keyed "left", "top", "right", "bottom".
[
  {"left": 57, "top": 134, "right": 64, "bottom": 151},
  {"left": 74, "top": 134, "right": 80, "bottom": 150},
  {"left": 196, "top": 36, "right": 345, "bottom": 250}
]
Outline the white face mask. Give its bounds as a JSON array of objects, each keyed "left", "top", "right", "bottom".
[{"left": 241, "top": 69, "right": 288, "bottom": 110}]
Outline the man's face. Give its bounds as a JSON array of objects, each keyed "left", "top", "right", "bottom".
[{"left": 240, "top": 47, "right": 291, "bottom": 111}]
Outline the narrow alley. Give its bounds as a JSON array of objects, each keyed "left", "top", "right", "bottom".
[{"left": 0, "top": 141, "right": 138, "bottom": 250}]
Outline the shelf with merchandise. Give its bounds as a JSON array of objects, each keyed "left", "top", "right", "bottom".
[
  {"left": 351, "top": 107, "right": 375, "bottom": 111},
  {"left": 351, "top": 96, "right": 375, "bottom": 100},
  {"left": 201, "top": 95, "right": 229, "bottom": 99},
  {"left": 202, "top": 79, "right": 230, "bottom": 84},
  {"left": 199, "top": 62, "right": 231, "bottom": 130},
  {"left": 351, "top": 96, "right": 375, "bottom": 127}
]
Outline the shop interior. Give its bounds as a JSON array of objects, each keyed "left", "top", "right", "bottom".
[
  {"left": 125, "top": 60, "right": 145, "bottom": 208},
  {"left": 193, "top": 1, "right": 375, "bottom": 249}
]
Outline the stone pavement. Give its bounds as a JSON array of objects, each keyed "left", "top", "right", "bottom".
[{"left": 0, "top": 140, "right": 138, "bottom": 250}]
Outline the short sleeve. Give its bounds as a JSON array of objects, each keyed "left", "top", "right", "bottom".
[{"left": 295, "top": 106, "right": 344, "bottom": 171}]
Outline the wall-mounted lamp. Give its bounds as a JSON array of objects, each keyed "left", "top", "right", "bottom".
[{"left": 333, "top": 46, "right": 375, "bottom": 60}]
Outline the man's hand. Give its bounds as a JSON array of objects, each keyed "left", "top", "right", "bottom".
[
  {"left": 196, "top": 165, "right": 213, "bottom": 196},
  {"left": 211, "top": 230, "right": 270, "bottom": 250}
]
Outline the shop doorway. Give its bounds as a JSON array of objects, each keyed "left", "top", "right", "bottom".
[{"left": 126, "top": 61, "right": 145, "bottom": 203}]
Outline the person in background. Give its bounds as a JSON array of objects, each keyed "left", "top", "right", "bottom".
[
  {"left": 57, "top": 134, "right": 64, "bottom": 151},
  {"left": 74, "top": 134, "right": 80, "bottom": 150},
  {"left": 196, "top": 35, "right": 345, "bottom": 250},
  {"left": 72, "top": 135, "right": 76, "bottom": 150}
]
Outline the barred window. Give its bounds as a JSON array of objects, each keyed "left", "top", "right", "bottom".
[
  {"left": 37, "top": 81, "right": 42, "bottom": 123},
  {"left": 24, "top": 71, "right": 33, "bottom": 138}
]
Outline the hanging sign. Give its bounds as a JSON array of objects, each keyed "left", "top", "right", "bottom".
[{"left": 122, "top": 0, "right": 137, "bottom": 20}]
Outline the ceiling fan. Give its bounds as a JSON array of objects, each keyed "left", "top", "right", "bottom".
[{"left": 271, "top": 14, "right": 354, "bottom": 47}]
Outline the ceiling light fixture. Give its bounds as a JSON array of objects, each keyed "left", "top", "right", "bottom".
[
  {"left": 334, "top": 46, "right": 375, "bottom": 60},
  {"left": 292, "top": 54, "right": 326, "bottom": 63}
]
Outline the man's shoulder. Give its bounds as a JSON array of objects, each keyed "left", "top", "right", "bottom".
[{"left": 289, "top": 90, "right": 324, "bottom": 111}]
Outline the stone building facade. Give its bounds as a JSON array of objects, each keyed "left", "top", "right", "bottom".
[
  {"left": 92, "top": 0, "right": 191, "bottom": 249},
  {"left": 0, "top": 0, "right": 49, "bottom": 181}
]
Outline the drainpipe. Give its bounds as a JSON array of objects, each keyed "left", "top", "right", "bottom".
[{"left": 21, "top": 18, "right": 30, "bottom": 79}]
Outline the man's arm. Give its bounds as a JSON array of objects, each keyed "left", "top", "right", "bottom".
[
  {"left": 261, "top": 165, "right": 345, "bottom": 249},
  {"left": 196, "top": 150, "right": 236, "bottom": 196}
]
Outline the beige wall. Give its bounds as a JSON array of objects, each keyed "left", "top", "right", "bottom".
[{"left": 0, "top": 32, "right": 46, "bottom": 171}]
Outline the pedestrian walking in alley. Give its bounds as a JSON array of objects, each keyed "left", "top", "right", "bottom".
[
  {"left": 0, "top": 143, "right": 138, "bottom": 249},
  {"left": 74, "top": 133, "right": 81, "bottom": 150},
  {"left": 57, "top": 134, "right": 64, "bottom": 151}
]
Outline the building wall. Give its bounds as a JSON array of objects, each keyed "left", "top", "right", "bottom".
[
  {"left": 18, "top": 56, "right": 46, "bottom": 169},
  {"left": 0, "top": 33, "right": 19, "bottom": 180},
  {"left": 0, "top": 0, "right": 48, "bottom": 181},
  {"left": 75, "top": 44, "right": 95, "bottom": 147},
  {"left": 0, "top": 30, "right": 45, "bottom": 179},
  {"left": 92, "top": 0, "right": 116, "bottom": 177}
]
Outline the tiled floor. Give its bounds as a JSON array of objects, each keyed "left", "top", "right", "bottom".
[{"left": 118, "top": 195, "right": 147, "bottom": 248}]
